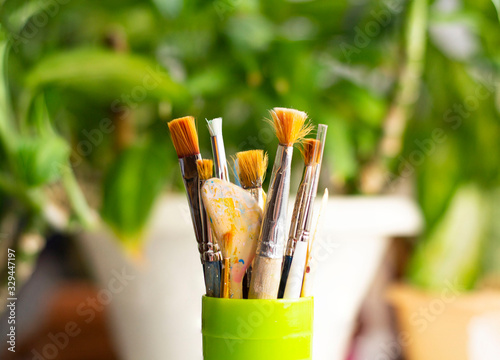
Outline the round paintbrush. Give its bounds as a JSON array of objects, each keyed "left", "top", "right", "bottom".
[{"left": 249, "top": 108, "right": 313, "bottom": 299}]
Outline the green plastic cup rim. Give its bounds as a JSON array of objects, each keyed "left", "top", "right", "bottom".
[{"left": 202, "top": 296, "right": 314, "bottom": 340}]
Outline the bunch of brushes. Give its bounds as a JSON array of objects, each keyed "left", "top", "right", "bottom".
[{"left": 168, "top": 109, "right": 328, "bottom": 299}]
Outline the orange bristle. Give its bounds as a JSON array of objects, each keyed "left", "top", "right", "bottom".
[
  {"left": 301, "top": 139, "right": 321, "bottom": 166},
  {"left": 196, "top": 159, "right": 214, "bottom": 181},
  {"left": 268, "top": 107, "right": 313, "bottom": 146},
  {"left": 235, "top": 150, "right": 268, "bottom": 188},
  {"left": 167, "top": 116, "right": 200, "bottom": 158}
]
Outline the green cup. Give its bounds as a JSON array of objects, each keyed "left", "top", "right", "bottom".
[{"left": 202, "top": 296, "right": 314, "bottom": 360}]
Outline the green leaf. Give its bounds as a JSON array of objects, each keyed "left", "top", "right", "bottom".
[
  {"left": 407, "top": 185, "right": 490, "bottom": 291},
  {"left": 481, "top": 189, "right": 500, "bottom": 279},
  {"left": 152, "top": 0, "right": 183, "bottom": 18},
  {"left": 100, "top": 143, "right": 169, "bottom": 246},
  {"left": 0, "top": 39, "right": 16, "bottom": 155},
  {"left": 493, "top": 0, "right": 500, "bottom": 22},
  {"left": 226, "top": 15, "right": 275, "bottom": 51},
  {"left": 4, "top": 0, "right": 48, "bottom": 33},
  {"left": 325, "top": 115, "right": 358, "bottom": 182},
  {"left": 25, "top": 48, "right": 189, "bottom": 104},
  {"left": 186, "top": 66, "right": 231, "bottom": 96},
  {"left": 12, "top": 93, "right": 70, "bottom": 187},
  {"left": 15, "top": 136, "right": 69, "bottom": 187}
]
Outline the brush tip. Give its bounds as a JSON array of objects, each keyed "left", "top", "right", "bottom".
[
  {"left": 206, "top": 117, "right": 223, "bottom": 136},
  {"left": 301, "top": 139, "right": 321, "bottom": 165},
  {"left": 196, "top": 159, "right": 214, "bottom": 180},
  {"left": 167, "top": 116, "right": 200, "bottom": 158},
  {"left": 269, "top": 107, "right": 313, "bottom": 146},
  {"left": 235, "top": 150, "right": 268, "bottom": 188}
]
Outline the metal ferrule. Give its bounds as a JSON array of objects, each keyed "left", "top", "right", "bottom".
[
  {"left": 285, "top": 164, "right": 317, "bottom": 257},
  {"left": 210, "top": 135, "right": 230, "bottom": 182},
  {"left": 179, "top": 155, "right": 203, "bottom": 254},
  {"left": 286, "top": 124, "right": 328, "bottom": 257},
  {"left": 200, "top": 179, "right": 223, "bottom": 262},
  {"left": 245, "top": 186, "right": 265, "bottom": 211},
  {"left": 256, "top": 145, "right": 293, "bottom": 259}
]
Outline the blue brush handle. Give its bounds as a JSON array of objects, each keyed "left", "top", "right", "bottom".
[
  {"left": 204, "top": 260, "right": 222, "bottom": 298},
  {"left": 278, "top": 255, "right": 293, "bottom": 298}
]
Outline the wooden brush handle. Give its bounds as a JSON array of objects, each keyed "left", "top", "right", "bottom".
[
  {"left": 221, "top": 258, "right": 230, "bottom": 298},
  {"left": 249, "top": 255, "right": 282, "bottom": 299}
]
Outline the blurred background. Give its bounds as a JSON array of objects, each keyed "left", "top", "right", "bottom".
[{"left": 0, "top": 0, "right": 499, "bottom": 359}]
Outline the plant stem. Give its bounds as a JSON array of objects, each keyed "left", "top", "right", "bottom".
[
  {"left": 60, "top": 163, "right": 96, "bottom": 230},
  {"left": 361, "top": 0, "right": 429, "bottom": 194}
]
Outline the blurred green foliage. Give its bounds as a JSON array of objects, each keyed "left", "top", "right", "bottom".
[{"left": 0, "top": 0, "right": 499, "bottom": 288}]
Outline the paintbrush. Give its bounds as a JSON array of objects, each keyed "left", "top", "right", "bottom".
[
  {"left": 167, "top": 116, "right": 204, "bottom": 260},
  {"left": 235, "top": 150, "right": 268, "bottom": 211},
  {"left": 201, "top": 178, "right": 263, "bottom": 299},
  {"left": 197, "top": 159, "right": 223, "bottom": 298},
  {"left": 280, "top": 124, "right": 327, "bottom": 298},
  {"left": 278, "top": 138, "right": 321, "bottom": 298},
  {"left": 207, "top": 117, "right": 230, "bottom": 182},
  {"left": 301, "top": 188, "right": 329, "bottom": 297},
  {"left": 249, "top": 108, "right": 312, "bottom": 299},
  {"left": 234, "top": 149, "right": 269, "bottom": 297}
]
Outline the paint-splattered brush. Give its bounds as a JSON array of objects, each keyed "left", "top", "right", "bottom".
[
  {"left": 235, "top": 149, "right": 269, "bottom": 297},
  {"left": 201, "top": 178, "right": 263, "bottom": 299},
  {"left": 207, "top": 117, "right": 230, "bottom": 182},
  {"left": 281, "top": 124, "right": 327, "bottom": 298},
  {"left": 167, "top": 116, "right": 204, "bottom": 260},
  {"left": 249, "top": 108, "right": 312, "bottom": 299},
  {"left": 197, "top": 159, "right": 223, "bottom": 297}
]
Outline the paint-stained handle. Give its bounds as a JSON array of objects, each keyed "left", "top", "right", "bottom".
[
  {"left": 229, "top": 277, "right": 243, "bottom": 299},
  {"left": 221, "top": 258, "right": 230, "bottom": 299},
  {"left": 249, "top": 255, "right": 282, "bottom": 299},
  {"left": 204, "top": 261, "right": 221, "bottom": 298}
]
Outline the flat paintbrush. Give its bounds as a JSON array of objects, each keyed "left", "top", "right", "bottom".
[
  {"left": 235, "top": 150, "right": 268, "bottom": 297},
  {"left": 207, "top": 117, "right": 230, "bottom": 182},
  {"left": 281, "top": 124, "right": 327, "bottom": 298},
  {"left": 249, "top": 108, "right": 312, "bottom": 299},
  {"left": 197, "top": 159, "right": 223, "bottom": 298},
  {"left": 167, "top": 116, "right": 204, "bottom": 261}
]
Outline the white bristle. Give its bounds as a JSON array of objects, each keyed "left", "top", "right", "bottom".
[{"left": 206, "top": 117, "right": 223, "bottom": 137}]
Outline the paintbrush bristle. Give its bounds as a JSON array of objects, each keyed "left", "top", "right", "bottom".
[
  {"left": 301, "top": 139, "right": 321, "bottom": 166},
  {"left": 167, "top": 116, "right": 200, "bottom": 158},
  {"left": 206, "top": 117, "right": 222, "bottom": 137},
  {"left": 269, "top": 107, "right": 313, "bottom": 146},
  {"left": 196, "top": 159, "right": 214, "bottom": 180},
  {"left": 235, "top": 150, "right": 268, "bottom": 188}
]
